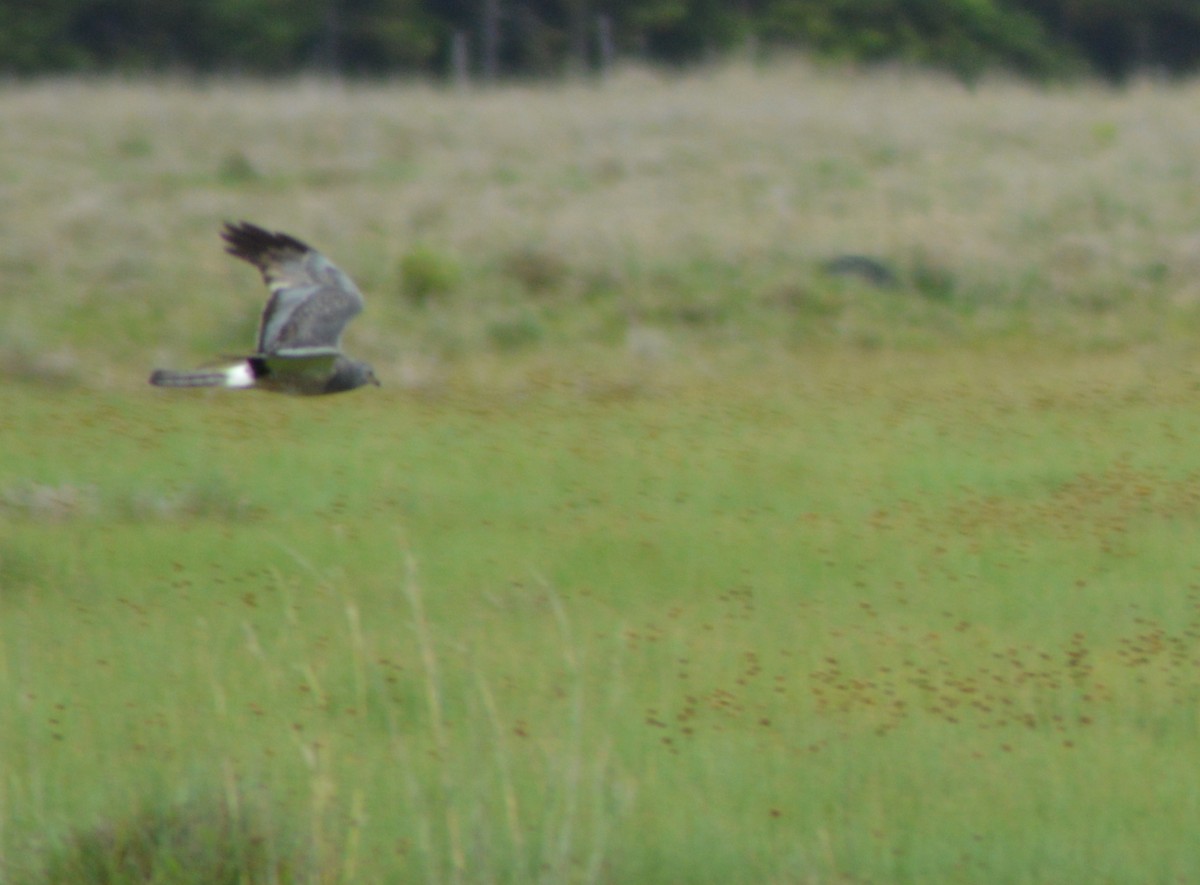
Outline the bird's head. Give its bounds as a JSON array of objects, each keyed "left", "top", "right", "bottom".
[{"left": 327, "top": 357, "right": 380, "bottom": 393}]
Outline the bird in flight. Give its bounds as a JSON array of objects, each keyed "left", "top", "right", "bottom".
[{"left": 150, "top": 221, "right": 380, "bottom": 395}]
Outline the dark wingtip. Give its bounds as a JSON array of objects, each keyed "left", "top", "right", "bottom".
[{"left": 220, "top": 221, "right": 312, "bottom": 263}]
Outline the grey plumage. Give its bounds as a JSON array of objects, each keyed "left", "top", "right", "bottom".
[{"left": 149, "top": 221, "right": 379, "bottom": 396}]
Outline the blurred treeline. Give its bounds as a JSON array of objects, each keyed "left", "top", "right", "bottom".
[{"left": 2, "top": 0, "right": 1197, "bottom": 82}]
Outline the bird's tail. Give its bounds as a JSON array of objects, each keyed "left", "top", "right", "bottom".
[{"left": 149, "top": 363, "right": 255, "bottom": 389}]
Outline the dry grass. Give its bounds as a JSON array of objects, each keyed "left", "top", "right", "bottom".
[{"left": 5, "top": 61, "right": 1200, "bottom": 388}]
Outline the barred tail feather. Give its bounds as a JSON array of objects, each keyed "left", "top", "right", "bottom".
[{"left": 149, "top": 363, "right": 255, "bottom": 389}]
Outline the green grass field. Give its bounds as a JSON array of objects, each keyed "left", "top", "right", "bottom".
[{"left": 5, "top": 61, "right": 1200, "bottom": 882}]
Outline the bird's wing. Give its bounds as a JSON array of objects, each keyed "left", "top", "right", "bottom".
[
  {"left": 221, "top": 221, "right": 365, "bottom": 354},
  {"left": 254, "top": 351, "right": 340, "bottom": 380}
]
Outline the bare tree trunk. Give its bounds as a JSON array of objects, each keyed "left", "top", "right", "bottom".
[
  {"left": 481, "top": 0, "right": 500, "bottom": 82},
  {"left": 450, "top": 30, "right": 470, "bottom": 86},
  {"left": 596, "top": 13, "right": 615, "bottom": 76},
  {"left": 315, "top": 0, "right": 341, "bottom": 73},
  {"left": 566, "top": 0, "right": 589, "bottom": 74}
]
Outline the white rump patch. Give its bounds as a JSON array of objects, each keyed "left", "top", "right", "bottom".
[{"left": 223, "top": 362, "right": 255, "bottom": 388}]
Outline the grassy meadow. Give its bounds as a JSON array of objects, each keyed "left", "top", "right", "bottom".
[{"left": 4, "top": 61, "right": 1200, "bottom": 882}]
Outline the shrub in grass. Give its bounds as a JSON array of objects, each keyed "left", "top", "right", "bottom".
[
  {"left": 771, "top": 283, "right": 846, "bottom": 319},
  {"left": 217, "top": 151, "right": 261, "bottom": 185},
  {"left": 500, "top": 246, "right": 570, "bottom": 297},
  {"left": 398, "top": 244, "right": 461, "bottom": 306},
  {"left": 487, "top": 310, "right": 545, "bottom": 351},
  {"left": 0, "top": 540, "right": 49, "bottom": 593},
  {"left": 911, "top": 252, "right": 958, "bottom": 303},
  {"left": 116, "top": 135, "right": 153, "bottom": 159},
  {"left": 0, "top": 343, "right": 82, "bottom": 388},
  {"left": 20, "top": 794, "right": 312, "bottom": 885}
]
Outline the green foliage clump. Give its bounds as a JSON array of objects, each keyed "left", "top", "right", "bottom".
[
  {"left": 909, "top": 251, "right": 958, "bottom": 303},
  {"left": 20, "top": 795, "right": 310, "bottom": 885},
  {"left": 398, "top": 244, "right": 462, "bottom": 306},
  {"left": 216, "top": 151, "right": 261, "bottom": 186},
  {"left": 759, "top": 0, "right": 1070, "bottom": 81},
  {"left": 487, "top": 309, "right": 545, "bottom": 350},
  {"left": 6, "top": 0, "right": 1198, "bottom": 81},
  {"left": 500, "top": 246, "right": 571, "bottom": 297}
]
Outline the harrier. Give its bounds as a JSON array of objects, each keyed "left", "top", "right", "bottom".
[{"left": 149, "top": 221, "right": 379, "bottom": 395}]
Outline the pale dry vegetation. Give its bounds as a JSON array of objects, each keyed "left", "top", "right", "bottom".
[{"left": 5, "top": 61, "right": 1200, "bottom": 388}]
